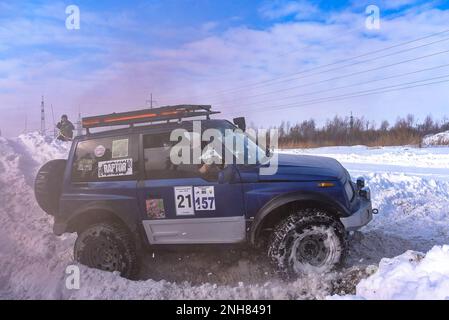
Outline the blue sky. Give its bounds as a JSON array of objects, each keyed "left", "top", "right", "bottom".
[{"left": 1, "top": 0, "right": 449, "bottom": 136}]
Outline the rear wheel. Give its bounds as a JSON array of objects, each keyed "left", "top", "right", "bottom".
[
  {"left": 267, "top": 208, "right": 346, "bottom": 278},
  {"left": 74, "top": 222, "right": 140, "bottom": 279}
]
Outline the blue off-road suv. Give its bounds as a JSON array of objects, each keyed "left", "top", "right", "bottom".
[{"left": 34, "top": 105, "right": 376, "bottom": 279}]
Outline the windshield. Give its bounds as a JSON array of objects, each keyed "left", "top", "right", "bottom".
[
  {"left": 182, "top": 121, "right": 269, "bottom": 166},
  {"left": 226, "top": 128, "right": 268, "bottom": 165}
]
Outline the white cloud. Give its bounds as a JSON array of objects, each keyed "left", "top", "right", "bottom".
[
  {"left": 259, "top": 0, "right": 321, "bottom": 20},
  {"left": 1, "top": 1, "right": 449, "bottom": 136}
]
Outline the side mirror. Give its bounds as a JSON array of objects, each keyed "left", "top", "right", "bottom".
[{"left": 233, "top": 117, "right": 246, "bottom": 132}]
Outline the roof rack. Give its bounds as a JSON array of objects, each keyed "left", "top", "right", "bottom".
[{"left": 82, "top": 104, "right": 219, "bottom": 132}]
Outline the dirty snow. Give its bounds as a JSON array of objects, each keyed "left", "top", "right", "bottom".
[{"left": 1, "top": 133, "right": 449, "bottom": 299}]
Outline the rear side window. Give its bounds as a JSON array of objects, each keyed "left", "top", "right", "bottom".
[
  {"left": 143, "top": 132, "right": 196, "bottom": 179},
  {"left": 72, "top": 135, "right": 139, "bottom": 182}
]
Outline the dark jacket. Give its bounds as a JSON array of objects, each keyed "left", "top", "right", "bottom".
[{"left": 57, "top": 120, "right": 75, "bottom": 140}]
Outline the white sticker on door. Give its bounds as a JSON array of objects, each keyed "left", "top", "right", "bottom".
[
  {"left": 194, "top": 186, "right": 215, "bottom": 211},
  {"left": 174, "top": 186, "right": 194, "bottom": 216},
  {"left": 112, "top": 139, "right": 129, "bottom": 158}
]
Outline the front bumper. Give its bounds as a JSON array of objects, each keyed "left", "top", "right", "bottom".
[{"left": 340, "top": 198, "right": 373, "bottom": 231}]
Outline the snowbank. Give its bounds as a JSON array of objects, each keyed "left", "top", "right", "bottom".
[
  {"left": 333, "top": 245, "right": 449, "bottom": 300},
  {"left": 1, "top": 133, "right": 449, "bottom": 299},
  {"left": 423, "top": 131, "right": 449, "bottom": 146}
]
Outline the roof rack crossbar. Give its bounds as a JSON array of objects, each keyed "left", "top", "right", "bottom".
[{"left": 82, "top": 104, "right": 219, "bottom": 130}]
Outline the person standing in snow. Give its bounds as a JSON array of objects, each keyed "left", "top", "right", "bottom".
[{"left": 56, "top": 115, "right": 75, "bottom": 141}]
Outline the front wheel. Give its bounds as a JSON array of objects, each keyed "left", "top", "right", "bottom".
[
  {"left": 268, "top": 208, "right": 346, "bottom": 278},
  {"left": 74, "top": 222, "right": 140, "bottom": 279}
]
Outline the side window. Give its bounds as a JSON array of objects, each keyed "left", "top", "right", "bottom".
[
  {"left": 143, "top": 132, "right": 216, "bottom": 180},
  {"left": 72, "top": 135, "right": 139, "bottom": 182}
]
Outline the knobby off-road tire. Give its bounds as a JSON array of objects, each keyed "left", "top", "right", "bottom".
[
  {"left": 74, "top": 222, "right": 141, "bottom": 279},
  {"left": 268, "top": 208, "right": 346, "bottom": 278},
  {"left": 34, "top": 159, "right": 67, "bottom": 215}
]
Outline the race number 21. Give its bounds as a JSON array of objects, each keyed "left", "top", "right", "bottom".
[{"left": 174, "top": 186, "right": 194, "bottom": 216}]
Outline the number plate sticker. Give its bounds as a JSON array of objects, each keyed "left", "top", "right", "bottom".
[
  {"left": 194, "top": 186, "right": 215, "bottom": 211},
  {"left": 98, "top": 158, "right": 133, "bottom": 178},
  {"left": 174, "top": 186, "right": 194, "bottom": 216}
]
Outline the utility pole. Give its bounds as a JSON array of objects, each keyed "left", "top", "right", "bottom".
[
  {"left": 50, "top": 104, "right": 56, "bottom": 138},
  {"left": 76, "top": 112, "right": 82, "bottom": 136},
  {"left": 349, "top": 111, "right": 354, "bottom": 131},
  {"left": 146, "top": 93, "right": 157, "bottom": 109},
  {"left": 348, "top": 111, "right": 354, "bottom": 146},
  {"left": 40, "top": 96, "right": 46, "bottom": 135}
]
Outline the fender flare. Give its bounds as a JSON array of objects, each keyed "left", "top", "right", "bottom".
[
  {"left": 60, "top": 201, "right": 140, "bottom": 236},
  {"left": 249, "top": 191, "right": 349, "bottom": 245}
]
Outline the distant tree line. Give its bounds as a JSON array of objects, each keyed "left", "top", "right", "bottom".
[{"left": 270, "top": 114, "right": 449, "bottom": 148}]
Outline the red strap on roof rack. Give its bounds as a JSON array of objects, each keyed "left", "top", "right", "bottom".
[{"left": 82, "top": 105, "right": 218, "bottom": 129}]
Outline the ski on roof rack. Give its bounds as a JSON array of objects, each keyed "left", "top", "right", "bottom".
[{"left": 82, "top": 104, "right": 219, "bottom": 130}]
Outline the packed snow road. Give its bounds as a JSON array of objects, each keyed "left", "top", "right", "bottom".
[{"left": 0, "top": 134, "right": 448, "bottom": 299}]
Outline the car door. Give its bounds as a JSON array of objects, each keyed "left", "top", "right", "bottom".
[
  {"left": 65, "top": 134, "right": 141, "bottom": 227},
  {"left": 137, "top": 131, "right": 246, "bottom": 245}
]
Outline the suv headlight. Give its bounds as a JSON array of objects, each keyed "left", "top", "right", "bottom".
[{"left": 344, "top": 181, "right": 354, "bottom": 201}]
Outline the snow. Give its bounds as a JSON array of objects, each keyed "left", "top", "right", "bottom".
[
  {"left": 1, "top": 133, "right": 449, "bottom": 299},
  {"left": 331, "top": 245, "right": 449, "bottom": 300},
  {"left": 423, "top": 130, "right": 449, "bottom": 146}
]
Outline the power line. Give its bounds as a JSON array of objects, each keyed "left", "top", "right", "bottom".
[
  {"left": 224, "top": 74, "right": 449, "bottom": 114},
  {"left": 156, "top": 24, "right": 368, "bottom": 102},
  {"left": 221, "top": 60, "right": 449, "bottom": 110},
  {"left": 197, "top": 27, "right": 449, "bottom": 100},
  {"left": 214, "top": 48, "right": 449, "bottom": 108},
  {"left": 251, "top": 74, "right": 449, "bottom": 112},
  {"left": 208, "top": 34, "right": 449, "bottom": 102}
]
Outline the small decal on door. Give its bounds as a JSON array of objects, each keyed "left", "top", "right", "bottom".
[
  {"left": 111, "top": 138, "right": 129, "bottom": 158},
  {"left": 94, "top": 145, "right": 106, "bottom": 158},
  {"left": 146, "top": 198, "right": 165, "bottom": 219},
  {"left": 194, "top": 186, "right": 215, "bottom": 211},
  {"left": 174, "top": 186, "right": 194, "bottom": 216}
]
